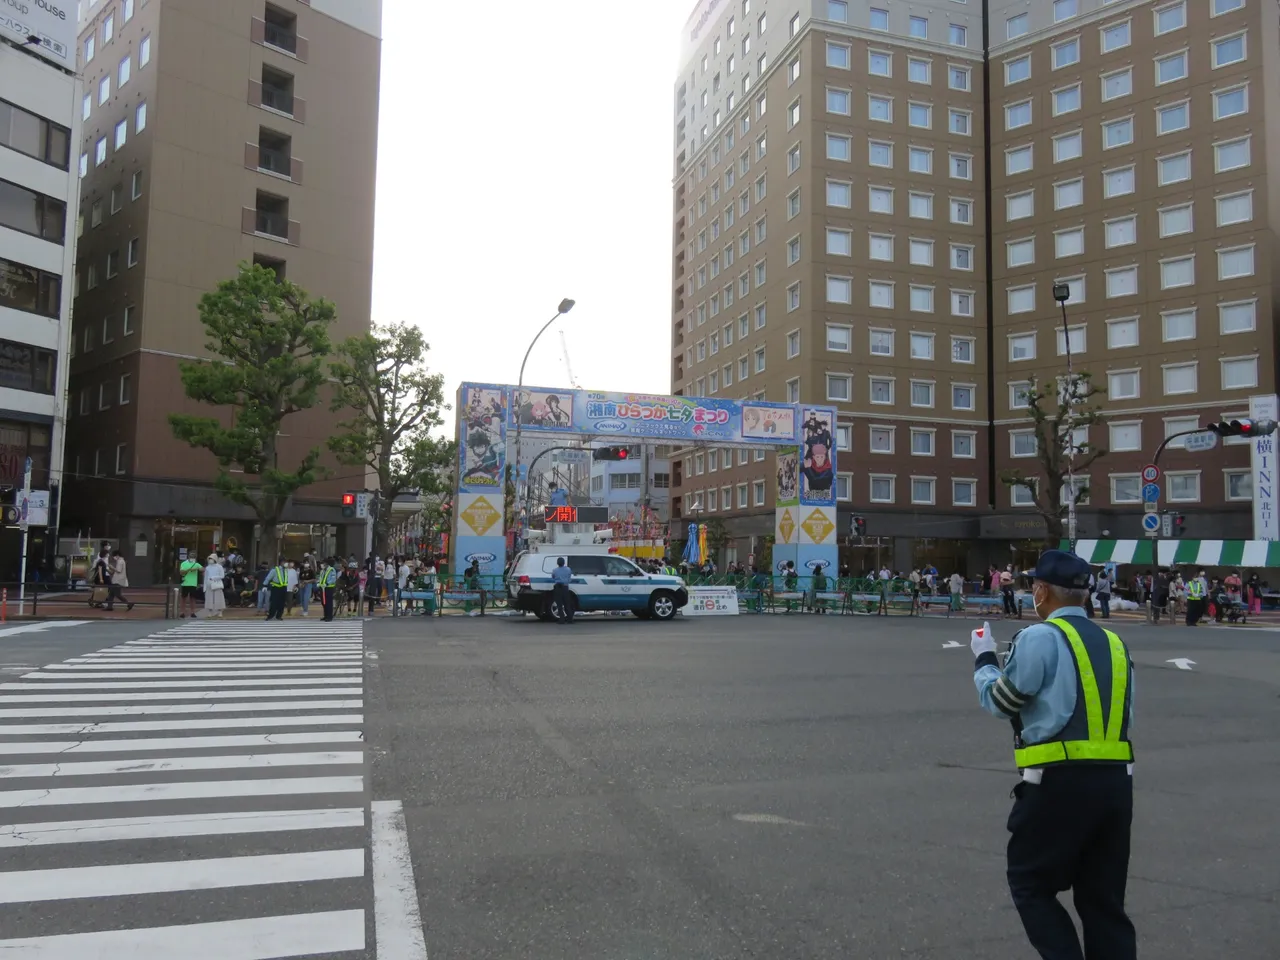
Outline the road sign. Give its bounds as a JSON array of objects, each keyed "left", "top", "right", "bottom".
[
  {"left": 1142, "top": 513, "right": 1161, "bottom": 536},
  {"left": 554, "top": 449, "right": 590, "bottom": 464},
  {"left": 355, "top": 492, "right": 370, "bottom": 519},
  {"left": 1161, "top": 513, "right": 1173, "bottom": 537},
  {"left": 1142, "top": 483, "right": 1161, "bottom": 503},
  {"left": 1144, "top": 501, "right": 1159, "bottom": 514},
  {"left": 1184, "top": 431, "right": 1219, "bottom": 453},
  {"left": 1141, "top": 464, "right": 1160, "bottom": 483}
]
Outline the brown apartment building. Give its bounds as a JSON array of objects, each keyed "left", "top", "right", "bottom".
[
  {"left": 671, "top": 0, "right": 1277, "bottom": 574},
  {"left": 63, "top": 0, "right": 381, "bottom": 583}
]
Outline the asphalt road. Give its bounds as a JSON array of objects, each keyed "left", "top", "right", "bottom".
[{"left": 366, "top": 612, "right": 1280, "bottom": 960}]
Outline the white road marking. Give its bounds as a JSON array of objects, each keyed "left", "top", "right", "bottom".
[
  {"left": 26, "top": 668, "right": 362, "bottom": 678},
  {"left": 0, "top": 808, "right": 366, "bottom": 847},
  {"left": 0, "top": 750, "right": 363, "bottom": 779},
  {"left": 0, "top": 731, "right": 364, "bottom": 755},
  {"left": 0, "top": 688, "right": 362, "bottom": 703},
  {"left": 0, "top": 775, "right": 365, "bottom": 808},
  {"left": 0, "top": 677, "right": 359, "bottom": 689},
  {"left": 0, "top": 909, "right": 366, "bottom": 958},
  {"left": 0, "top": 714, "right": 364, "bottom": 735},
  {"left": 732, "top": 813, "right": 812, "bottom": 827},
  {"left": 372, "top": 799, "right": 428, "bottom": 960},
  {"left": 0, "top": 699, "right": 362, "bottom": 718},
  {"left": 0, "top": 622, "right": 90, "bottom": 638},
  {"left": 0, "top": 848, "right": 365, "bottom": 904}
]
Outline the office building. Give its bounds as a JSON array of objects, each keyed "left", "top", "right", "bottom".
[
  {"left": 670, "top": 0, "right": 1274, "bottom": 573},
  {"left": 0, "top": 19, "right": 81, "bottom": 580},
  {"left": 589, "top": 445, "right": 673, "bottom": 523},
  {"left": 64, "top": 0, "right": 381, "bottom": 582}
]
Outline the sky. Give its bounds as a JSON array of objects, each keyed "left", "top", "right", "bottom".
[{"left": 370, "top": 0, "right": 696, "bottom": 424}]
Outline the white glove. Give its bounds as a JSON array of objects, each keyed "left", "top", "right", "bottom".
[{"left": 970, "top": 621, "right": 996, "bottom": 658}]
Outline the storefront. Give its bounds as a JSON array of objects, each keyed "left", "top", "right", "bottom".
[{"left": 150, "top": 519, "right": 337, "bottom": 582}]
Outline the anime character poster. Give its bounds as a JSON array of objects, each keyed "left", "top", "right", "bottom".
[
  {"left": 513, "top": 388, "right": 574, "bottom": 431},
  {"left": 741, "top": 404, "right": 797, "bottom": 442},
  {"left": 460, "top": 385, "right": 506, "bottom": 490},
  {"left": 799, "top": 408, "right": 836, "bottom": 505},
  {"left": 776, "top": 451, "right": 799, "bottom": 507}
]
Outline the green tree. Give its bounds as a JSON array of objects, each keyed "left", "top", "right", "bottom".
[
  {"left": 1000, "top": 373, "right": 1107, "bottom": 548},
  {"left": 328, "top": 323, "right": 454, "bottom": 555},
  {"left": 169, "top": 263, "right": 335, "bottom": 560}
]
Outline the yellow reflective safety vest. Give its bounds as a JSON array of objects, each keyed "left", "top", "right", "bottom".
[
  {"left": 1187, "top": 578, "right": 1205, "bottom": 599},
  {"left": 1013, "top": 616, "right": 1134, "bottom": 769},
  {"left": 267, "top": 566, "right": 288, "bottom": 588},
  {"left": 320, "top": 566, "right": 338, "bottom": 588}
]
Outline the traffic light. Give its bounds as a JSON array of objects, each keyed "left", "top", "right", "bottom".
[
  {"left": 853, "top": 515, "right": 867, "bottom": 537},
  {"left": 1173, "top": 514, "right": 1186, "bottom": 537},
  {"left": 1206, "top": 418, "right": 1278, "bottom": 438},
  {"left": 341, "top": 492, "right": 356, "bottom": 518},
  {"left": 593, "top": 446, "right": 630, "bottom": 461}
]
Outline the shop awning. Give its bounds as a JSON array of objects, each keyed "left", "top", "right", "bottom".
[{"left": 1062, "top": 539, "right": 1280, "bottom": 567}]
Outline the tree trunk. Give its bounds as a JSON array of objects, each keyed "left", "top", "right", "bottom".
[
  {"left": 257, "top": 520, "right": 279, "bottom": 564},
  {"left": 372, "top": 505, "right": 391, "bottom": 558}
]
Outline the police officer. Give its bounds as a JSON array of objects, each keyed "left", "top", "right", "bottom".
[
  {"left": 970, "top": 549, "right": 1136, "bottom": 960},
  {"left": 319, "top": 557, "right": 339, "bottom": 622},
  {"left": 1185, "top": 569, "right": 1206, "bottom": 626},
  {"left": 550, "top": 556, "right": 574, "bottom": 623},
  {"left": 264, "top": 557, "right": 289, "bottom": 621}
]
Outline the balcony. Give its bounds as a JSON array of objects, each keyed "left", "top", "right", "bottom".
[
  {"left": 243, "top": 191, "right": 299, "bottom": 245},
  {"left": 250, "top": 65, "right": 306, "bottom": 121},
  {"left": 251, "top": 4, "right": 309, "bottom": 60},
  {"left": 246, "top": 128, "right": 303, "bottom": 182}
]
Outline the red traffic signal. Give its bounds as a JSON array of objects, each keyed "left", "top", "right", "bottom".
[
  {"left": 593, "top": 446, "right": 630, "bottom": 461},
  {"left": 341, "top": 493, "right": 356, "bottom": 506},
  {"left": 1206, "top": 418, "right": 1278, "bottom": 437}
]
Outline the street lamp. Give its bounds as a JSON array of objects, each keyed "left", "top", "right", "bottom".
[
  {"left": 1053, "top": 283, "right": 1078, "bottom": 551},
  {"left": 512, "top": 299, "right": 575, "bottom": 542}
]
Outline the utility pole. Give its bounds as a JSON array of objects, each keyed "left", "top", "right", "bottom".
[{"left": 1052, "top": 283, "right": 1077, "bottom": 551}]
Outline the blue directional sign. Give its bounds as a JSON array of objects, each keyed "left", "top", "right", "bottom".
[
  {"left": 1142, "top": 483, "right": 1161, "bottom": 503},
  {"left": 1142, "top": 513, "right": 1161, "bottom": 532}
]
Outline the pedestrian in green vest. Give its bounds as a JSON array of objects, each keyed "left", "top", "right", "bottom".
[{"left": 264, "top": 557, "right": 288, "bottom": 621}]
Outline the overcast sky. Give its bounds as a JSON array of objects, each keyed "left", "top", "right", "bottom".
[{"left": 371, "top": 0, "right": 693, "bottom": 419}]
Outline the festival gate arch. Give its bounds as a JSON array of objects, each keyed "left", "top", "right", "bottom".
[{"left": 453, "top": 383, "right": 838, "bottom": 579}]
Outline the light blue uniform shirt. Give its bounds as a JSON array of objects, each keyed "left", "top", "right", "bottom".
[
  {"left": 550, "top": 565, "right": 573, "bottom": 585},
  {"left": 974, "top": 606, "right": 1134, "bottom": 744}
]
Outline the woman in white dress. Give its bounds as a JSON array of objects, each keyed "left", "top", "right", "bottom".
[{"left": 204, "top": 554, "right": 226, "bottom": 617}]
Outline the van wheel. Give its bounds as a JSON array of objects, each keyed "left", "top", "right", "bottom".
[
  {"left": 632, "top": 609, "right": 652, "bottom": 620},
  {"left": 648, "top": 591, "right": 678, "bottom": 621}
]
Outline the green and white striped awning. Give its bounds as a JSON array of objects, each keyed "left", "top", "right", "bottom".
[{"left": 1064, "top": 539, "right": 1280, "bottom": 567}]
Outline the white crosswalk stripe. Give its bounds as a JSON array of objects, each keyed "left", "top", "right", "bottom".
[{"left": 0, "top": 619, "right": 370, "bottom": 958}]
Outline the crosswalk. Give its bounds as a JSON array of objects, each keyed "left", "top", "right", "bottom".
[{"left": 0, "top": 619, "right": 372, "bottom": 958}]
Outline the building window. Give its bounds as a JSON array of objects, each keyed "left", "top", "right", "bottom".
[
  {"left": 826, "top": 229, "right": 851, "bottom": 257},
  {"left": 1052, "top": 37, "right": 1080, "bottom": 69},
  {"left": 1103, "top": 166, "right": 1135, "bottom": 198},
  {"left": 870, "top": 426, "right": 894, "bottom": 453},
  {"left": 826, "top": 276, "right": 851, "bottom": 304},
  {"left": 826, "top": 375, "right": 851, "bottom": 402},
  {"left": 955, "top": 291, "right": 976, "bottom": 317},
  {"left": 827, "top": 134, "right": 851, "bottom": 161},
  {"left": 1107, "top": 317, "right": 1139, "bottom": 348},
  {"left": 867, "top": 49, "right": 890, "bottom": 76},
  {"left": 127, "top": 237, "right": 140, "bottom": 267},
  {"left": 1219, "top": 300, "right": 1255, "bottom": 335},
  {"left": 950, "top": 199, "right": 972, "bottom": 224},
  {"left": 836, "top": 426, "right": 851, "bottom": 452},
  {"left": 1214, "top": 136, "right": 1250, "bottom": 172},
  {"left": 1102, "top": 117, "right": 1134, "bottom": 149},
  {"left": 786, "top": 283, "right": 801, "bottom": 311},
  {"left": 1211, "top": 33, "right": 1246, "bottom": 69},
  {"left": 950, "top": 153, "right": 972, "bottom": 180},
  {"left": 1054, "top": 130, "right": 1083, "bottom": 163},
  {"left": 140, "top": 34, "right": 152, "bottom": 67},
  {"left": 909, "top": 147, "right": 933, "bottom": 175},
  {"left": 1216, "top": 190, "right": 1253, "bottom": 226},
  {"left": 868, "top": 95, "right": 892, "bottom": 123},
  {"left": 1005, "top": 100, "right": 1031, "bottom": 130},
  {"left": 1104, "top": 215, "right": 1135, "bottom": 246},
  {"left": 909, "top": 332, "right": 934, "bottom": 360},
  {"left": 1006, "top": 145, "right": 1033, "bottom": 175},
  {"left": 911, "top": 477, "right": 936, "bottom": 505},
  {"left": 949, "top": 66, "right": 970, "bottom": 91},
  {"left": 1156, "top": 101, "right": 1190, "bottom": 135},
  {"left": 1005, "top": 55, "right": 1030, "bottom": 85},
  {"left": 949, "top": 109, "right": 971, "bottom": 136},
  {"left": 119, "top": 55, "right": 132, "bottom": 88},
  {"left": 132, "top": 170, "right": 143, "bottom": 199},
  {"left": 1218, "top": 245, "right": 1255, "bottom": 280},
  {"left": 909, "top": 238, "right": 933, "bottom": 266},
  {"left": 1101, "top": 20, "right": 1131, "bottom": 52},
  {"left": 1109, "top": 422, "right": 1141, "bottom": 452},
  {"left": 949, "top": 24, "right": 966, "bottom": 46},
  {"left": 870, "top": 475, "right": 895, "bottom": 503},
  {"left": 910, "top": 381, "right": 934, "bottom": 408},
  {"left": 98, "top": 75, "right": 111, "bottom": 106},
  {"left": 114, "top": 119, "right": 128, "bottom": 150},
  {"left": 909, "top": 285, "right": 934, "bottom": 313},
  {"left": 1226, "top": 471, "right": 1251, "bottom": 501},
  {"left": 869, "top": 330, "right": 893, "bottom": 357},
  {"left": 908, "top": 59, "right": 930, "bottom": 85},
  {"left": 95, "top": 137, "right": 107, "bottom": 166},
  {"left": 1053, "top": 84, "right": 1081, "bottom": 116},
  {"left": 1102, "top": 67, "right": 1133, "bottom": 101},
  {"left": 1221, "top": 356, "right": 1258, "bottom": 390},
  {"left": 952, "top": 385, "right": 975, "bottom": 411},
  {"left": 1108, "top": 370, "right": 1140, "bottom": 399},
  {"left": 1007, "top": 13, "right": 1028, "bottom": 39},
  {"left": 953, "top": 432, "right": 976, "bottom": 458},
  {"left": 1055, "top": 228, "right": 1084, "bottom": 259},
  {"left": 1166, "top": 473, "right": 1200, "bottom": 503},
  {"left": 122, "top": 304, "right": 135, "bottom": 335},
  {"left": 1011, "top": 430, "right": 1037, "bottom": 458},
  {"left": 1159, "top": 203, "right": 1193, "bottom": 238},
  {"left": 136, "top": 101, "right": 148, "bottom": 132},
  {"left": 1163, "top": 362, "right": 1198, "bottom": 395},
  {"left": 910, "top": 429, "right": 935, "bottom": 456},
  {"left": 1160, "top": 255, "right": 1195, "bottom": 289},
  {"left": 1105, "top": 266, "right": 1138, "bottom": 298},
  {"left": 869, "top": 377, "right": 894, "bottom": 404},
  {"left": 1008, "top": 286, "right": 1035, "bottom": 315},
  {"left": 869, "top": 281, "right": 894, "bottom": 309},
  {"left": 1007, "top": 191, "right": 1034, "bottom": 221}
]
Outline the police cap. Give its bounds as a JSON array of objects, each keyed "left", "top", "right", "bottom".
[{"left": 1031, "top": 549, "right": 1092, "bottom": 589}]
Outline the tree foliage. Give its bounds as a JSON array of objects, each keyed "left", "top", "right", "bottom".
[
  {"left": 999, "top": 373, "right": 1108, "bottom": 547},
  {"left": 169, "top": 263, "right": 335, "bottom": 559},
  {"left": 328, "top": 323, "right": 454, "bottom": 554}
]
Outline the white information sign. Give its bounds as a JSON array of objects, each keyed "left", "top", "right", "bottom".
[
  {"left": 0, "top": 0, "right": 75, "bottom": 70},
  {"left": 1250, "top": 395, "right": 1278, "bottom": 540},
  {"left": 681, "top": 586, "right": 740, "bottom": 616}
]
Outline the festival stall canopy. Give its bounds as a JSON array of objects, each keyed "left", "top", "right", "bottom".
[{"left": 1063, "top": 539, "right": 1280, "bottom": 568}]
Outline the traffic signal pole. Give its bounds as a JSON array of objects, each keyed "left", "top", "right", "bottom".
[{"left": 1152, "top": 419, "right": 1278, "bottom": 466}]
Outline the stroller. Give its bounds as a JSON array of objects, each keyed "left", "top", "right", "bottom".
[{"left": 1213, "top": 588, "right": 1248, "bottom": 624}]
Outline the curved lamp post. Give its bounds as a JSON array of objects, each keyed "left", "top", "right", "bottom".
[{"left": 512, "top": 299, "right": 575, "bottom": 539}]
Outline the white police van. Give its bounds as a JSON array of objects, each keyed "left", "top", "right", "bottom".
[{"left": 507, "top": 530, "right": 688, "bottom": 621}]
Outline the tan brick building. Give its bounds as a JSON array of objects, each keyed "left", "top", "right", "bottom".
[
  {"left": 64, "top": 0, "right": 380, "bottom": 581},
  {"left": 671, "top": 0, "right": 1275, "bottom": 574}
]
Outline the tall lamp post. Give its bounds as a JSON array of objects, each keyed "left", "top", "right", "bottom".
[
  {"left": 512, "top": 299, "right": 575, "bottom": 542},
  {"left": 1053, "top": 283, "right": 1078, "bottom": 551}
]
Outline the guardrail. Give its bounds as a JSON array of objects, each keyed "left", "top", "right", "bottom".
[{"left": 0, "top": 582, "right": 177, "bottom": 619}]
